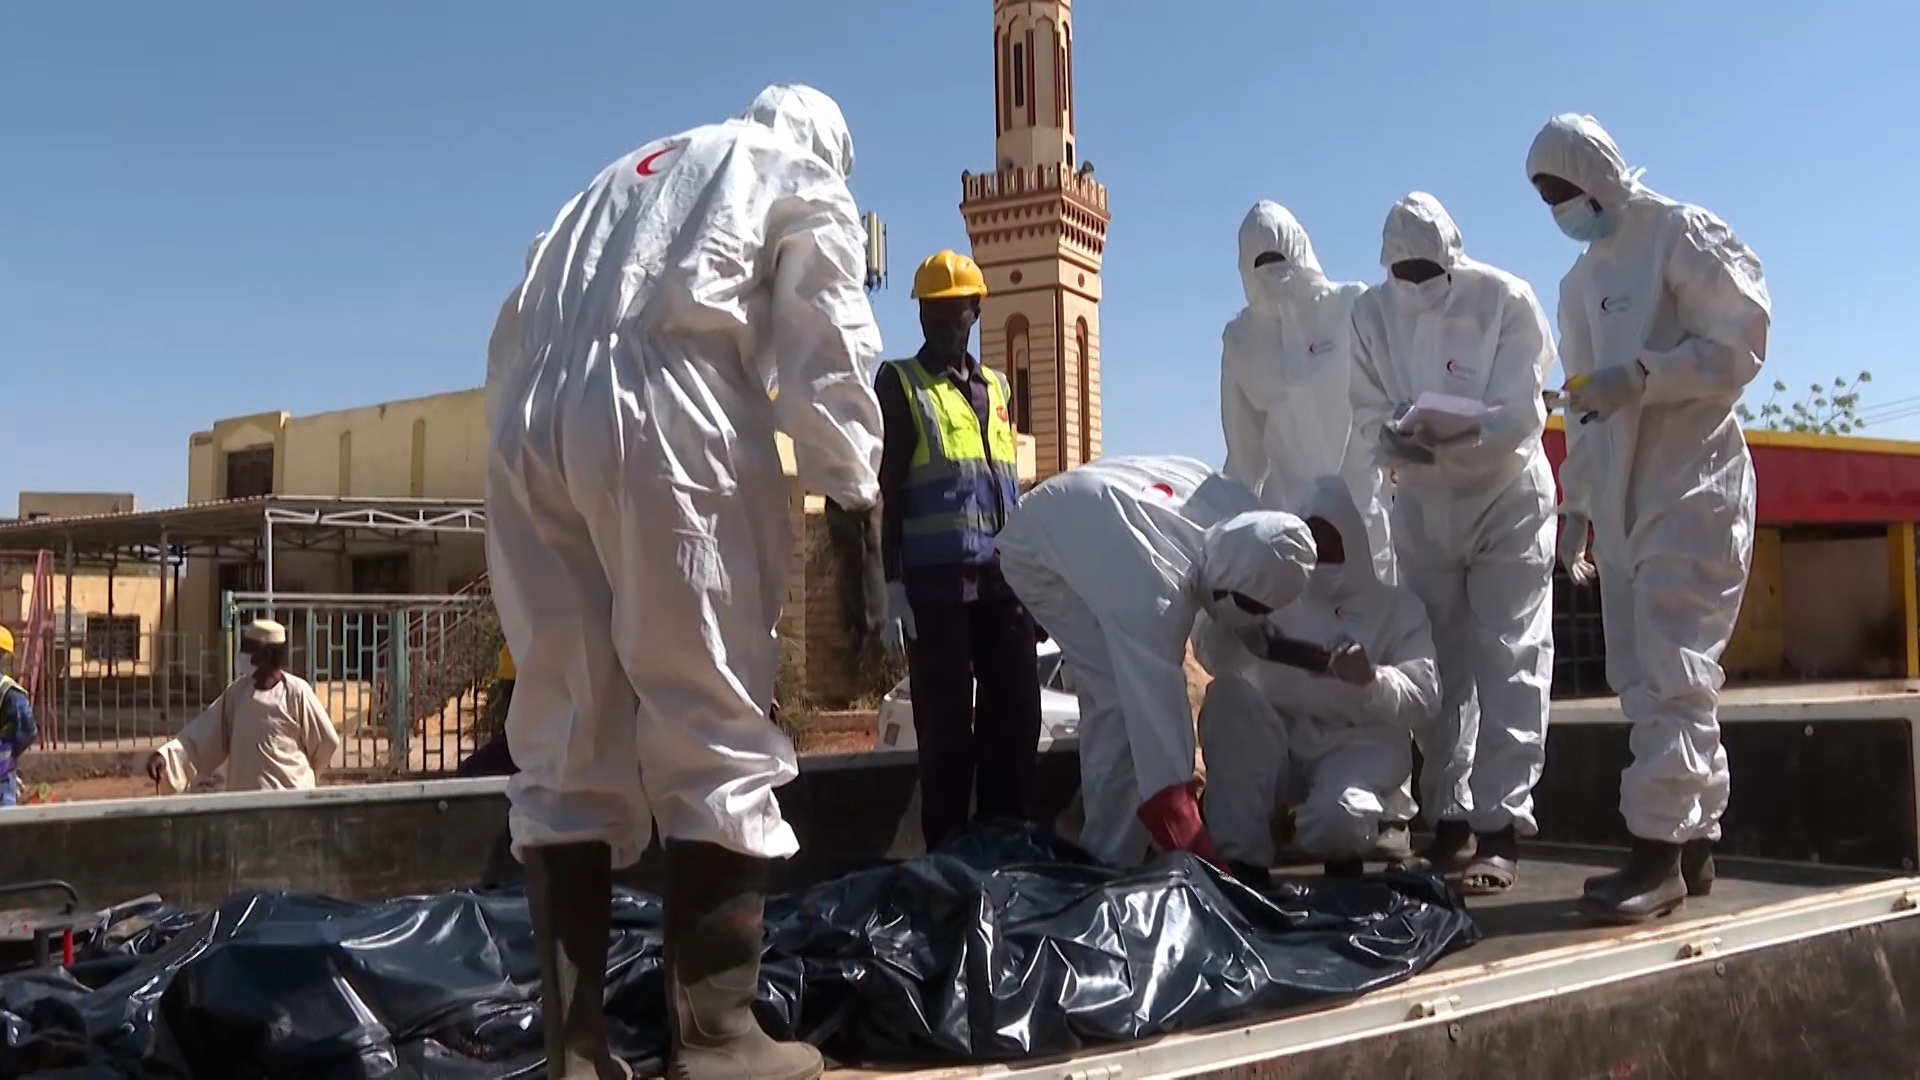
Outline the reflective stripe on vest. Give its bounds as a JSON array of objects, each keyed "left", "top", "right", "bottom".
[
  {"left": 889, "top": 357, "right": 1021, "bottom": 571},
  {"left": 0, "top": 675, "right": 20, "bottom": 776}
]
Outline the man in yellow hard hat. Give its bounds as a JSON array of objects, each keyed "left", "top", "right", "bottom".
[
  {"left": 0, "top": 627, "right": 38, "bottom": 807},
  {"left": 874, "top": 249, "right": 1042, "bottom": 851}
]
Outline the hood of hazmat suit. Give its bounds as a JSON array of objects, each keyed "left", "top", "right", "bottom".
[
  {"left": 1220, "top": 202, "right": 1396, "bottom": 584},
  {"left": 743, "top": 83, "right": 857, "bottom": 180},
  {"left": 1196, "top": 477, "right": 1440, "bottom": 864},
  {"left": 1349, "top": 192, "right": 1558, "bottom": 837},
  {"left": 1526, "top": 114, "right": 1768, "bottom": 845},
  {"left": 485, "top": 83, "right": 885, "bottom": 867},
  {"left": 994, "top": 456, "right": 1315, "bottom": 866}
]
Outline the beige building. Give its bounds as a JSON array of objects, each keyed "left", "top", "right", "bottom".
[
  {"left": 3, "top": 493, "right": 162, "bottom": 675},
  {"left": 179, "top": 390, "right": 494, "bottom": 642},
  {"left": 179, "top": 390, "right": 1034, "bottom": 703},
  {"left": 964, "top": 0, "right": 1108, "bottom": 482}
]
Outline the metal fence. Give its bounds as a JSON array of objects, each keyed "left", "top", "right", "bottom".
[{"left": 224, "top": 590, "right": 500, "bottom": 773}]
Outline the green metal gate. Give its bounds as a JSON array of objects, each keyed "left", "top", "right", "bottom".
[{"left": 223, "top": 591, "right": 498, "bottom": 773}]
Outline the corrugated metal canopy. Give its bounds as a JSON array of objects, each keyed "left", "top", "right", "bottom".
[{"left": 0, "top": 495, "right": 483, "bottom": 563}]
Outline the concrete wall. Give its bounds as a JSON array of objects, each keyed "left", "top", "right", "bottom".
[
  {"left": 0, "top": 750, "right": 1085, "bottom": 906},
  {"left": 16, "top": 492, "right": 135, "bottom": 519}
]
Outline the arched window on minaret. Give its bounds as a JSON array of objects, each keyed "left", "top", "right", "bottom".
[
  {"left": 1008, "top": 31, "right": 1026, "bottom": 117},
  {"left": 1036, "top": 16, "right": 1058, "bottom": 123},
  {"left": 993, "top": 27, "right": 1005, "bottom": 136},
  {"left": 1007, "top": 314, "right": 1032, "bottom": 432},
  {"left": 1076, "top": 318, "right": 1092, "bottom": 462}
]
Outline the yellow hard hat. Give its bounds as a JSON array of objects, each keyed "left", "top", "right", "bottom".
[
  {"left": 0, "top": 626, "right": 12, "bottom": 655},
  {"left": 911, "top": 250, "right": 987, "bottom": 300},
  {"left": 497, "top": 646, "right": 516, "bottom": 681}
]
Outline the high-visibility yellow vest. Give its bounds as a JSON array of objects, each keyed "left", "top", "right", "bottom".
[{"left": 888, "top": 357, "right": 1020, "bottom": 570}]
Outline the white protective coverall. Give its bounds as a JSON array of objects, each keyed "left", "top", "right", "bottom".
[
  {"left": 1351, "top": 193, "right": 1557, "bottom": 837},
  {"left": 1527, "top": 115, "right": 1766, "bottom": 844},
  {"left": 995, "top": 455, "right": 1317, "bottom": 867},
  {"left": 1198, "top": 477, "right": 1440, "bottom": 864},
  {"left": 485, "top": 84, "right": 885, "bottom": 867},
  {"left": 1221, "top": 202, "right": 1395, "bottom": 585},
  {"left": 153, "top": 672, "right": 342, "bottom": 793}
]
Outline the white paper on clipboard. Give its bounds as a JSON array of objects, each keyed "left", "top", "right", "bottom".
[{"left": 1392, "top": 391, "right": 1493, "bottom": 443}]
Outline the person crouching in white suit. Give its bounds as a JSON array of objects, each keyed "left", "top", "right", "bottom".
[
  {"left": 1198, "top": 477, "right": 1440, "bottom": 885},
  {"left": 994, "top": 455, "right": 1317, "bottom": 869},
  {"left": 485, "top": 84, "right": 885, "bottom": 1080}
]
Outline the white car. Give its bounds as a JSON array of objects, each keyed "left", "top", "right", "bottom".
[{"left": 874, "top": 639, "right": 1081, "bottom": 753}]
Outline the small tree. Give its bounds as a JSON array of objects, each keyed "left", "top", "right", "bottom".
[{"left": 1737, "top": 371, "right": 1872, "bottom": 435}]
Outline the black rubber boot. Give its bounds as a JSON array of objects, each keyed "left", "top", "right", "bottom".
[
  {"left": 665, "top": 840, "right": 824, "bottom": 1080},
  {"left": 1323, "top": 859, "right": 1365, "bottom": 880},
  {"left": 1578, "top": 837, "right": 1687, "bottom": 926},
  {"left": 525, "top": 842, "right": 631, "bottom": 1080},
  {"left": 1370, "top": 821, "right": 1414, "bottom": 864},
  {"left": 1584, "top": 838, "right": 1715, "bottom": 898},
  {"left": 1411, "top": 819, "right": 1476, "bottom": 873},
  {"left": 1227, "top": 860, "right": 1274, "bottom": 890}
]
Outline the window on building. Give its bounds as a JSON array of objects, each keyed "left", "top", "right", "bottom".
[
  {"left": 352, "top": 554, "right": 411, "bottom": 595},
  {"left": 1011, "top": 43, "right": 1026, "bottom": 109},
  {"left": 1014, "top": 369, "right": 1032, "bottom": 432},
  {"left": 1077, "top": 319, "right": 1092, "bottom": 462},
  {"left": 225, "top": 447, "right": 275, "bottom": 499},
  {"left": 217, "top": 561, "right": 264, "bottom": 596},
  {"left": 84, "top": 614, "right": 140, "bottom": 663}
]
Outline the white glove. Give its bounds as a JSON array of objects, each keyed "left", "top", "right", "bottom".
[
  {"left": 1564, "top": 362, "right": 1647, "bottom": 421},
  {"left": 1558, "top": 513, "right": 1598, "bottom": 587},
  {"left": 1327, "top": 637, "right": 1375, "bottom": 687},
  {"left": 884, "top": 581, "right": 915, "bottom": 661}
]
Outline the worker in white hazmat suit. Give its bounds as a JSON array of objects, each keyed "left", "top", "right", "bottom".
[
  {"left": 1219, "top": 201, "right": 1414, "bottom": 863},
  {"left": 1350, "top": 192, "right": 1557, "bottom": 898},
  {"left": 1527, "top": 114, "right": 1766, "bottom": 926},
  {"left": 1197, "top": 477, "right": 1439, "bottom": 885},
  {"left": 994, "top": 455, "right": 1318, "bottom": 869},
  {"left": 1221, "top": 202, "right": 1395, "bottom": 585},
  {"left": 485, "top": 84, "right": 883, "bottom": 1080}
]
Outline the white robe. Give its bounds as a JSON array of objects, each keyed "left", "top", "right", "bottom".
[{"left": 155, "top": 671, "right": 342, "bottom": 793}]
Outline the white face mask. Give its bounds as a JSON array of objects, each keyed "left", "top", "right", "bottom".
[
  {"left": 1205, "top": 593, "right": 1267, "bottom": 631},
  {"left": 1249, "top": 262, "right": 1295, "bottom": 313}
]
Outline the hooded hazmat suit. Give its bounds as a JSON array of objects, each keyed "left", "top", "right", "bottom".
[
  {"left": 1527, "top": 115, "right": 1766, "bottom": 844},
  {"left": 1198, "top": 477, "right": 1440, "bottom": 864},
  {"left": 1222, "top": 202, "right": 1395, "bottom": 585},
  {"left": 994, "top": 456, "right": 1317, "bottom": 867},
  {"left": 1350, "top": 193, "right": 1557, "bottom": 838},
  {"left": 485, "top": 84, "right": 885, "bottom": 868}
]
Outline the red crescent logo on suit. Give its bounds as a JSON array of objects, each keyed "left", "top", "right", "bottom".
[{"left": 635, "top": 143, "right": 683, "bottom": 177}]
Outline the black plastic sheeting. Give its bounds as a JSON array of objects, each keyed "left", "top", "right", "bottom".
[{"left": 0, "top": 826, "right": 1477, "bottom": 1078}]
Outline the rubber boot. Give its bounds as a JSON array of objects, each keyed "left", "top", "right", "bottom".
[
  {"left": 525, "top": 842, "right": 631, "bottom": 1080},
  {"left": 665, "top": 840, "right": 823, "bottom": 1080},
  {"left": 1323, "top": 859, "right": 1365, "bottom": 880},
  {"left": 1578, "top": 837, "right": 1687, "bottom": 926},
  {"left": 1412, "top": 819, "right": 1475, "bottom": 873},
  {"left": 1584, "top": 838, "right": 1715, "bottom": 898}
]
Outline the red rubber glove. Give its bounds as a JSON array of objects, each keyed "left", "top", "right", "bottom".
[{"left": 1138, "top": 781, "right": 1224, "bottom": 869}]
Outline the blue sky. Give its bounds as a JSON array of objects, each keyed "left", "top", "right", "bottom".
[{"left": 3, "top": 1, "right": 1915, "bottom": 510}]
